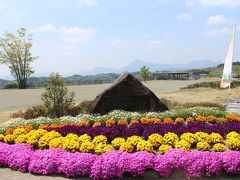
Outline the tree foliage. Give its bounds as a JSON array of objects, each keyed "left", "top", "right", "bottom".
[
  {"left": 41, "top": 73, "right": 75, "bottom": 118},
  {"left": 0, "top": 28, "right": 38, "bottom": 89},
  {"left": 140, "top": 65, "right": 151, "bottom": 82}
]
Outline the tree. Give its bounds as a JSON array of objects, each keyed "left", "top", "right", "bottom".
[
  {"left": 41, "top": 73, "right": 75, "bottom": 118},
  {"left": 233, "top": 65, "right": 240, "bottom": 78},
  {"left": 140, "top": 65, "right": 151, "bottom": 82},
  {"left": 0, "top": 28, "right": 38, "bottom": 89}
]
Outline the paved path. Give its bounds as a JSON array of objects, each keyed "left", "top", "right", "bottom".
[{"left": 1, "top": 168, "right": 240, "bottom": 180}]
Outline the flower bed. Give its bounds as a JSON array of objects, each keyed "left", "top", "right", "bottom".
[
  {"left": 1, "top": 108, "right": 240, "bottom": 179},
  {"left": 1, "top": 143, "right": 240, "bottom": 179},
  {"left": 1, "top": 108, "right": 239, "bottom": 133},
  {"left": 2, "top": 127, "right": 240, "bottom": 154}
]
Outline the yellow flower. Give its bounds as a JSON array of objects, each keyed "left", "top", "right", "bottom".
[
  {"left": 92, "top": 135, "right": 108, "bottom": 145},
  {"left": 63, "top": 138, "right": 80, "bottom": 152},
  {"left": 15, "top": 134, "right": 27, "bottom": 144},
  {"left": 180, "top": 133, "right": 197, "bottom": 145},
  {"left": 195, "top": 132, "right": 210, "bottom": 143},
  {"left": 79, "top": 141, "right": 94, "bottom": 153},
  {"left": 25, "top": 130, "right": 36, "bottom": 140},
  {"left": 0, "top": 134, "right": 5, "bottom": 142},
  {"left": 175, "top": 140, "right": 191, "bottom": 151},
  {"left": 49, "top": 137, "right": 65, "bottom": 148},
  {"left": 38, "top": 131, "right": 62, "bottom": 148},
  {"left": 226, "top": 131, "right": 240, "bottom": 140},
  {"left": 126, "top": 136, "right": 143, "bottom": 146},
  {"left": 94, "top": 143, "right": 112, "bottom": 154},
  {"left": 136, "top": 140, "right": 153, "bottom": 152},
  {"left": 163, "top": 133, "right": 179, "bottom": 146},
  {"left": 159, "top": 144, "right": 172, "bottom": 154},
  {"left": 213, "top": 143, "right": 226, "bottom": 152},
  {"left": 4, "top": 134, "right": 15, "bottom": 144},
  {"left": 78, "top": 134, "right": 92, "bottom": 144},
  {"left": 226, "top": 138, "right": 240, "bottom": 150},
  {"left": 147, "top": 134, "right": 163, "bottom": 147},
  {"left": 111, "top": 137, "right": 125, "bottom": 148},
  {"left": 65, "top": 133, "right": 79, "bottom": 140},
  {"left": 26, "top": 129, "right": 47, "bottom": 146},
  {"left": 209, "top": 133, "right": 223, "bottom": 144},
  {"left": 103, "top": 144, "right": 113, "bottom": 153},
  {"left": 119, "top": 142, "right": 135, "bottom": 153},
  {"left": 196, "top": 142, "right": 210, "bottom": 151},
  {"left": 13, "top": 128, "right": 27, "bottom": 137}
]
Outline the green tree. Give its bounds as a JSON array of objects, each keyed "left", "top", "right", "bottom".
[
  {"left": 140, "top": 65, "right": 151, "bottom": 82},
  {"left": 41, "top": 73, "right": 75, "bottom": 118},
  {"left": 0, "top": 28, "right": 38, "bottom": 89},
  {"left": 233, "top": 65, "right": 240, "bottom": 78}
]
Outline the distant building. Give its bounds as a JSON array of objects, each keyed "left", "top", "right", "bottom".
[
  {"left": 167, "top": 72, "right": 190, "bottom": 80},
  {"left": 152, "top": 72, "right": 190, "bottom": 80}
]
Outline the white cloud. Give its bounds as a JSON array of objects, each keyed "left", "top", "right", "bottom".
[
  {"left": 177, "top": 13, "right": 192, "bottom": 20},
  {"left": 30, "top": 24, "right": 96, "bottom": 44},
  {"left": 145, "top": 40, "right": 163, "bottom": 49},
  {"left": 109, "top": 40, "right": 121, "bottom": 47},
  {"left": 30, "top": 24, "right": 56, "bottom": 33},
  {"left": 206, "top": 15, "right": 227, "bottom": 25},
  {"left": 60, "top": 26, "right": 96, "bottom": 43},
  {"left": 204, "top": 27, "right": 232, "bottom": 36},
  {"left": 184, "top": 47, "right": 193, "bottom": 53},
  {"left": 0, "top": 2, "right": 7, "bottom": 10},
  {"left": 199, "top": 0, "right": 240, "bottom": 7},
  {"left": 80, "top": 0, "right": 99, "bottom": 6},
  {"left": 185, "top": 0, "right": 195, "bottom": 7}
]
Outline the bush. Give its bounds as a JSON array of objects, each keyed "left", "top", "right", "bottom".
[
  {"left": 11, "top": 105, "right": 47, "bottom": 119},
  {"left": 4, "top": 82, "right": 18, "bottom": 89},
  {"left": 41, "top": 73, "right": 75, "bottom": 118},
  {"left": 11, "top": 100, "right": 93, "bottom": 119},
  {"left": 181, "top": 102, "right": 225, "bottom": 110},
  {"left": 181, "top": 80, "right": 240, "bottom": 90},
  {"left": 66, "top": 100, "right": 92, "bottom": 116}
]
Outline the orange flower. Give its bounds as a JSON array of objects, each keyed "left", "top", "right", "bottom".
[
  {"left": 5, "top": 128, "right": 14, "bottom": 135},
  {"left": 59, "top": 122, "right": 69, "bottom": 127},
  {"left": 38, "top": 124, "right": 49, "bottom": 129},
  {"left": 24, "top": 125, "right": 33, "bottom": 132},
  {"left": 226, "top": 114, "right": 240, "bottom": 122},
  {"left": 163, "top": 118, "right": 174, "bottom": 124},
  {"left": 130, "top": 119, "right": 139, "bottom": 125},
  {"left": 152, "top": 118, "right": 161, "bottom": 124},
  {"left": 93, "top": 122, "right": 101, "bottom": 127},
  {"left": 140, "top": 118, "right": 149, "bottom": 124},
  {"left": 175, "top": 117, "right": 184, "bottom": 124},
  {"left": 206, "top": 115, "right": 217, "bottom": 123},
  {"left": 216, "top": 117, "right": 226, "bottom": 123},
  {"left": 106, "top": 119, "right": 116, "bottom": 126},
  {"left": 48, "top": 124, "right": 59, "bottom": 129},
  {"left": 79, "top": 120, "right": 90, "bottom": 126},
  {"left": 118, "top": 119, "right": 128, "bottom": 125},
  {"left": 195, "top": 115, "right": 207, "bottom": 123},
  {"left": 186, "top": 117, "right": 194, "bottom": 123}
]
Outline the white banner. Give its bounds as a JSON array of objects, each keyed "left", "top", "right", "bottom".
[{"left": 220, "top": 22, "right": 236, "bottom": 88}]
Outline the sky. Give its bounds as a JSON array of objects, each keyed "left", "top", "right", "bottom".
[{"left": 0, "top": 0, "right": 240, "bottom": 78}]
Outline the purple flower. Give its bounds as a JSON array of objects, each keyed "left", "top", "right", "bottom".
[
  {"left": 1, "top": 142, "right": 240, "bottom": 179},
  {"left": 46, "top": 122, "right": 240, "bottom": 140}
]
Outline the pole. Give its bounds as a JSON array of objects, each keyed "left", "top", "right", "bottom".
[{"left": 227, "top": 21, "right": 237, "bottom": 110}]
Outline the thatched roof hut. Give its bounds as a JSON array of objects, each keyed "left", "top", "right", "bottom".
[{"left": 88, "top": 71, "right": 168, "bottom": 114}]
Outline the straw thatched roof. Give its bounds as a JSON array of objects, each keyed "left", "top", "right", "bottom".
[{"left": 88, "top": 71, "right": 168, "bottom": 114}]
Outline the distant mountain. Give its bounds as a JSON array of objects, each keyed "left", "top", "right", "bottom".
[
  {"left": 87, "top": 59, "right": 220, "bottom": 74},
  {"left": 0, "top": 79, "right": 10, "bottom": 87}
]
